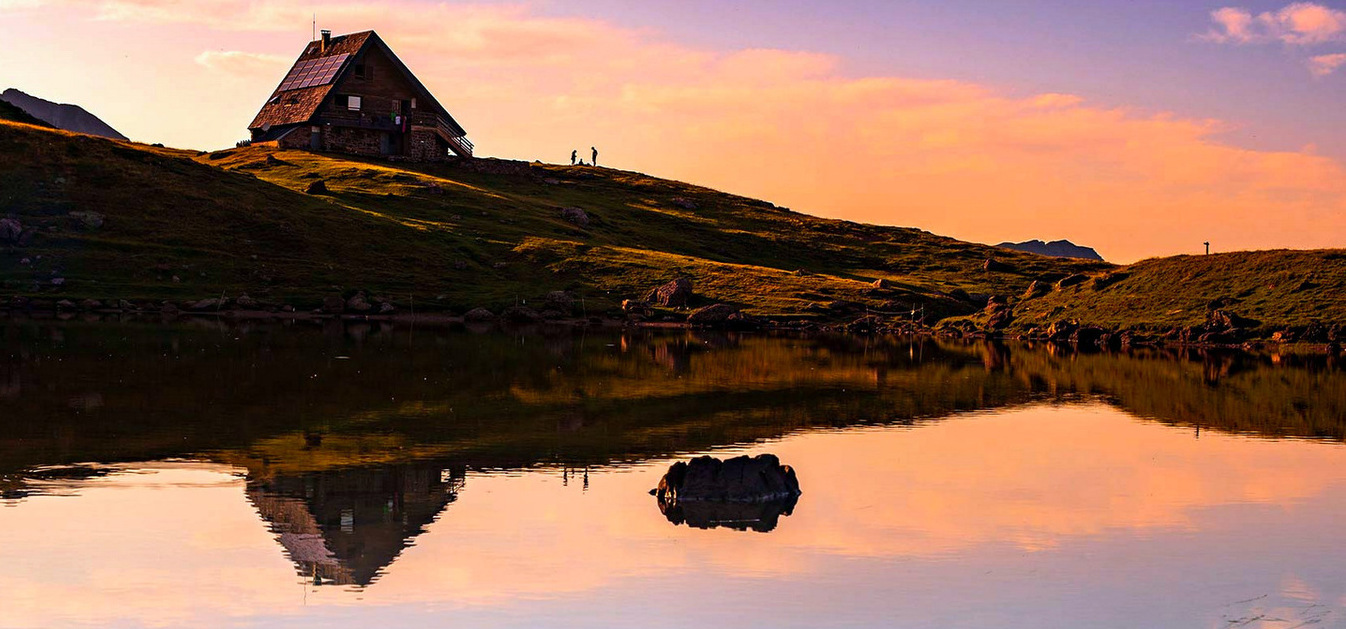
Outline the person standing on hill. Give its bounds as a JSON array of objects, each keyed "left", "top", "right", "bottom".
[
  {"left": 570, "top": 149, "right": 577, "bottom": 166},
  {"left": 592, "top": 146, "right": 598, "bottom": 167}
]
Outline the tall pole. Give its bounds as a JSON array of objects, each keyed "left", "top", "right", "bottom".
[{"left": 1204, "top": 241, "right": 1210, "bottom": 255}]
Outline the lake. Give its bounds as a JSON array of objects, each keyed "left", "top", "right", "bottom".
[{"left": 1, "top": 319, "right": 1344, "bottom": 628}]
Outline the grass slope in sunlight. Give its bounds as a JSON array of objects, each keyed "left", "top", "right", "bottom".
[{"left": 0, "top": 120, "right": 1103, "bottom": 318}]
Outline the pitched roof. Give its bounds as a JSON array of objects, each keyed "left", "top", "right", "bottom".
[{"left": 247, "top": 31, "right": 467, "bottom": 138}]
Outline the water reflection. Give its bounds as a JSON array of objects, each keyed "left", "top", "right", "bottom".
[
  {"left": 247, "top": 462, "right": 466, "bottom": 587},
  {"left": 1, "top": 321, "right": 1345, "bottom": 627}
]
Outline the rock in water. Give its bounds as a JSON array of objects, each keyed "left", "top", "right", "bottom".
[{"left": 651, "top": 454, "right": 802, "bottom": 532}]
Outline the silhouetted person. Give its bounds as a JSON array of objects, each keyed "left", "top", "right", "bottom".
[
  {"left": 591, "top": 146, "right": 598, "bottom": 167},
  {"left": 570, "top": 149, "right": 577, "bottom": 166}
]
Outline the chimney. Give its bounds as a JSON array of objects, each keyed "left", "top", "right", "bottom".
[{"left": 320, "top": 30, "right": 332, "bottom": 52}]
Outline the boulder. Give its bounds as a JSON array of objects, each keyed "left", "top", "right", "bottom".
[
  {"left": 621, "top": 299, "right": 653, "bottom": 316},
  {"left": 983, "top": 258, "right": 1013, "bottom": 273},
  {"left": 1021, "top": 280, "right": 1048, "bottom": 299},
  {"left": 379, "top": 302, "right": 396, "bottom": 314},
  {"left": 543, "top": 290, "right": 575, "bottom": 313},
  {"left": 0, "top": 218, "right": 21, "bottom": 243},
  {"left": 645, "top": 277, "right": 693, "bottom": 308},
  {"left": 463, "top": 307, "right": 496, "bottom": 322},
  {"left": 1047, "top": 319, "right": 1078, "bottom": 341},
  {"left": 79, "top": 299, "right": 103, "bottom": 310},
  {"left": 560, "top": 206, "right": 589, "bottom": 228},
  {"left": 670, "top": 197, "right": 698, "bottom": 210},
  {"left": 305, "top": 180, "right": 329, "bottom": 195},
  {"left": 1055, "top": 274, "right": 1088, "bottom": 290},
  {"left": 652, "top": 454, "right": 801, "bottom": 504},
  {"left": 1071, "top": 326, "right": 1107, "bottom": 346},
  {"left": 189, "top": 298, "right": 223, "bottom": 311},
  {"left": 871, "top": 278, "right": 892, "bottom": 290},
  {"left": 686, "top": 303, "right": 738, "bottom": 325},
  {"left": 235, "top": 294, "right": 258, "bottom": 309},
  {"left": 346, "top": 292, "right": 372, "bottom": 313}
]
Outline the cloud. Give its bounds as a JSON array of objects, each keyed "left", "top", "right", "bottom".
[
  {"left": 194, "top": 51, "right": 289, "bottom": 78},
  {"left": 1200, "top": 2, "right": 1346, "bottom": 45},
  {"left": 1308, "top": 51, "right": 1346, "bottom": 75}
]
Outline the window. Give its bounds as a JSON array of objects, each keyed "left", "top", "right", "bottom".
[
  {"left": 346, "top": 95, "right": 362, "bottom": 111},
  {"left": 354, "top": 63, "right": 372, "bottom": 80}
]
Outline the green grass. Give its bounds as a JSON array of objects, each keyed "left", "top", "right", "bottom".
[
  {"left": 951, "top": 250, "right": 1346, "bottom": 337},
  {"left": 0, "top": 120, "right": 1105, "bottom": 317},
  {"left": 1, "top": 120, "right": 1340, "bottom": 334}
]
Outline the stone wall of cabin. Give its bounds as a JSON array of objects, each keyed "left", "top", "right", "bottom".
[
  {"left": 323, "top": 126, "right": 382, "bottom": 157},
  {"left": 276, "top": 127, "right": 312, "bottom": 150},
  {"left": 407, "top": 129, "right": 447, "bottom": 162}
]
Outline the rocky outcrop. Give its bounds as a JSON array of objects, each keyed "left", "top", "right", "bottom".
[
  {"left": 644, "top": 277, "right": 693, "bottom": 308},
  {"left": 983, "top": 258, "right": 1013, "bottom": 273},
  {"left": 305, "top": 180, "right": 329, "bottom": 195}
]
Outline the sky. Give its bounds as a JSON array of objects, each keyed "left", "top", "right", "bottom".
[{"left": 1, "top": 0, "right": 1345, "bottom": 262}]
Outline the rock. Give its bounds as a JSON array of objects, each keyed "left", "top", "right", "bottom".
[
  {"left": 670, "top": 197, "right": 698, "bottom": 210},
  {"left": 305, "top": 180, "right": 329, "bottom": 195},
  {"left": 1054, "top": 274, "right": 1088, "bottom": 290},
  {"left": 424, "top": 182, "right": 444, "bottom": 195},
  {"left": 452, "top": 260, "right": 468, "bottom": 270},
  {"left": 346, "top": 292, "right": 372, "bottom": 313},
  {"left": 871, "top": 278, "right": 892, "bottom": 290},
  {"left": 160, "top": 302, "right": 179, "bottom": 315},
  {"left": 50, "top": 277, "right": 65, "bottom": 286},
  {"left": 1272, "top": 329, "right": 1295, "bottom": 343},
  {"left": 68, "top": 211, "right": 104, "bottom": 230},
  {"left": 19, "top": 257, "right": 30, "bottom": 265},
  {"left": 464, "top": 307, "right": 496, "bottom": 322},
  {"left": 322, "top": 294, "right": 345, "bottom": 313},
  {"left": 686, "top": 303, "right": 738, "bottom": 325},
  {"left": 1022, "top": 280, "right": 1049, "bottom": 299},
  {"left": 235, "top": 294, "right": 258, "bottom": 309},
  {"left": 0, "top": 218, "right": 23, "bottom": 243},
  {"left": 827, "top": 300, "right": 863, "bottom": 314},
  {"left": 560, "top": 206, "right": 589, "bottom": 228},
  {"left": 1071, "top": 326, "right": 1107, "bottom": 346},
  {"left": 947, "top": 288, "right": 973, "bottom": 302},
  {"left": 983, "top": 258, "right": 1013, "bottom": 273},
  {"left": 1047, "top": 319, "right": 1078, "bottom": 341},
  {"left": 543, "top": 290, "right": 575, "bottom": 313},
  {"left": 79, "top": 299, "right": 102, "bottom": 310},
  {"left": 1208, "top": 309, "right": 1256, "bottom": 332},
  {"left": 56, "top": 299, "right": 76, "bottom": 310},
  {"left": 652, "top": 454, "right": 801, "bottom": 504},
  {"left": 1089, "top": 271, "right": 1129, "bottom": 290},
  {"left": 379, "top": 302, "right": 396, "bottom": 314},
  {"left": 543, "top": 178, "right": 561, "bottom": 185},
  {"left": 190, "top": 298, "right": 223, "bottom": 311},
  {"left": 645, "top": 277, "right": 694, "bottom": 308},
  {"left": 500, "top": 305, "right": 541, "bottom": 323},
  {"left": 621, "top": 299, "right": 653, "bottom": 316},
  {"left": 117, "top": 300, "right": 136, "bottom": 311}
]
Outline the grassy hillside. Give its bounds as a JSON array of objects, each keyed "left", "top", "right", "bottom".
[
  {"left": 949, "top": 250, "right": 1346, "bottom": 340},
  {"left": 0, "top": 120, "right": 1101, "bottom": 319},
  {"left": 0, "top": 120, "right": 1341, "bottom": 338}
]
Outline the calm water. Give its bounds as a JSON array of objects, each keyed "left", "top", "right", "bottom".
[{"left": 1, "top": 320, "right": 1344, "bottom": 628}]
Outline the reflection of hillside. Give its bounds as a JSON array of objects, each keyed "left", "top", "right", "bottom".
[
  {"left": 0, "top": 321, "right": 1342, "bottom": 480},
  {"left": 246, "top": 461, "right": 465, "bottom": 587}
]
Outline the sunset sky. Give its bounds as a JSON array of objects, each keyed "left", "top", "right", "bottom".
[{"left": 2, "top": 0, "right": 1345, "bottom": 261}]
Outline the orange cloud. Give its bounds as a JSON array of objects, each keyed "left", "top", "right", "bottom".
[
  {"left": 1309, "top": 52, "right": 1346, "bottom": 76},
  {"left": 1201, "top": 2, "right": 1346, "bottom": 44}
]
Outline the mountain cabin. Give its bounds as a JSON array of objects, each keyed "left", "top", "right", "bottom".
[{"left": 248, "top": 30, "right": 472, "bottom": 161}]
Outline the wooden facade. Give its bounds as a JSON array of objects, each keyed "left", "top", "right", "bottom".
[{"left": 249, "top": 30, "right": 472, "bottom": 161}]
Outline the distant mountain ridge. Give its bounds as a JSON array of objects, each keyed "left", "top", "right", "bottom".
[
  {"left": 0, "top": 89, "right": 126, "bottom": 140},
  {"left": 996, "top": 239, "right": 1103, "bottom": 261}
]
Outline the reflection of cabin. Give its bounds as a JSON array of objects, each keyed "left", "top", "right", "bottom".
[
  {"left": 247, "top": 462, "right": 465, "bottom": 586},
  {"left": 248, "top": 30, "right": 472, "bottom": 161}
]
